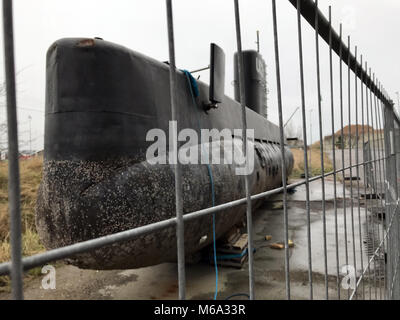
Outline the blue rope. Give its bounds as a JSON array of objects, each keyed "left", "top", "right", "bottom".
[
  {"left": 183, "top": 70, "right": 218, "bottom": 300},
  {"left": 216, "top": 247, "right": 256, "bottom": 260},
  {"left": 181, "top": 69, "right": 199, "bottom": 97}
]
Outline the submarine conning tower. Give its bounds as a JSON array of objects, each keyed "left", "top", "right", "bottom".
[{"left": 234, "top": 50, "right": 268, "bottom": 118}]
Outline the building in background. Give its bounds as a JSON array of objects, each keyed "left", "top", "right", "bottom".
[{"left": 323, "top": 125, "right": 384, "bottom": 150}]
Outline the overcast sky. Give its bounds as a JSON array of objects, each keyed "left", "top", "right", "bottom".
[{"left": 0, "top": 0, "right": 399, "bottom": 150}]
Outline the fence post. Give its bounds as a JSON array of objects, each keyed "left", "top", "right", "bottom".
[
  {"left": 233, "top": 0, "right": 255, "bottom": 300},
  {"left": 165, "top": 0, "right": 186, "bottom": 300},
  {"left": 393, "top": 118, "right": 400, "bottom": 299},
  {"left": 2, "top": 0, "right": 24, "bottom": 300},
  {"left": 383, "top": 105, "right": 398, "bottom": 299}
]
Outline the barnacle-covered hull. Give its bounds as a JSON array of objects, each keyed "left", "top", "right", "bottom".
[{"left": 36, "top": 38, "right": 293, "bottom": 269}]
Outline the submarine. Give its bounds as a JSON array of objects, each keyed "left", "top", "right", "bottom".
[{"left": 36, "top": 38, "right": 294, "bottom": 270}]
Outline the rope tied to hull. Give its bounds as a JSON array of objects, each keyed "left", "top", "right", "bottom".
[
  {"left": 182, "top": 70, "right": 249, "bottom": 301},
  {"left": 182, "top": 70, "right": 200, "bottom": 98},
  {"left": 183, "top": 70, "right": 218, "bottom": 300}
]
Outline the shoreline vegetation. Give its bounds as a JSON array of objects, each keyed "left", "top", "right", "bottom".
[
  {"left": 289, "top": 145, "right": 334, "bottom": 179},
  {"left": 0, "top": 156, "right": 45, "bottom": 290}
]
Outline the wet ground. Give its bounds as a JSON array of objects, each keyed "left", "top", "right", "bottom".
[{"left": 0, "top": 174, "right": 385, "bottom": 300}]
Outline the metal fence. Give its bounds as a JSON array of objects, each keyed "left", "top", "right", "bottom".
[{"left": 1, "top": 0, "right": 400, "bottom": 300}]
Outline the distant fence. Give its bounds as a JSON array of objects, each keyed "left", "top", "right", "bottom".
[{"left": 1, "top": 0, "right": 399, "bottom": 300}]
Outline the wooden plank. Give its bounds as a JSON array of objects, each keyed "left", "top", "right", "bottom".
[
  {"left": 222, "top": 227, "right": 241, "bottom": 244},
  {"left": 207, "top": 230, "right": 249, "bottom": 269},
  {"left": 216, "top": 233, "right": 248, "bottom": 254},
  {"left": 232, "top": 234, "right": 248, "bottom": 251}
]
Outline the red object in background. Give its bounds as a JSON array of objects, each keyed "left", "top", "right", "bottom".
[{"left": 19, "top": 154, "right": 33, "bottom": 160}]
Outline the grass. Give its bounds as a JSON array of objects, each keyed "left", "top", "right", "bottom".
[
  {"left": 0, "top": 156, "right": 45, "bottom": 290},
  {"left": 290, "top": 146, "right": 334, "bottom": 179}
]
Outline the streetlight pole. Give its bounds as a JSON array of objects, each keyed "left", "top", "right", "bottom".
[{"left": 284, "top": 107, "right": 300, "bottom": 129}]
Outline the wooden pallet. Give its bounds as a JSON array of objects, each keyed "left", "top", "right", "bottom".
[
  {"left": 215, "top": 252, "right": 248, "bottom": 268},
  {"left": 209, "top": 233, "right": 249, "bottom": 269},
  {"left": 217, "top": 234, "right": 248, "bottom": 254}
]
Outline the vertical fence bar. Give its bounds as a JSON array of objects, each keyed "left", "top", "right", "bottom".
[
  {"left": 395, "top": 107, "right": 400, "bottom": 300},
  {"left": 328, "top": 6, "right": 341, "bottom": 300},
  {"left": 233, "top": 0, "right": 255, "bottom": 300},
  {"left": 378, "top": 83, "right": 388, "bottom": 299},
  {"left": 371, "top": 72, "right": 382, "bottom": 299},
  {"left": 367, "top": 67, "right": 378, "bottom": 300},
  {"left": 347, "top": 36, "right": 358, "bottom": 300},
  {"left": 376, "top": 82, "right": 388, "bottom": 299},
  {"left": 271, "top": 0, "right": 290, "bottom": 300},
  {"left": 165, "top": 0, "right": 186, "bottom": 300},
  {"left": 383, "top": 103, "right": 395, "bottom": 299},
  {"left": 314, "top": 0, "right": 328, "bottom": 300},
  {"left": 381, "top": 84, "right": 390, "bottom": 300},
  {"left": 296, "top": 0, "right": 313, "bottom": 300},
  {"left": 354, "top": 46, "right": 365, "bottom": 299},
  {"left": 390, "top": 103, "right": 400, "bottom": 300},
  {"left": 360, "top": 56, "right": 372, "bottom": 299},
  {"left": 338, "top": 25, "right": 350, "bottom": 299},
  {"left": 2, "top": 0, "right": 24, "bottom": 300},
  {"left": 386, "top": 92, "right": 393, "bottom": 301},
  {"left": 393, "top": 109, "right": 398, "bottom": 300},
  {"left": 365, "top": 64, "right": 376, "bottom": 299},
  {"left": 374, "top": 74, "right": 383, "bottom": 300},
  {"left": 372, "top": 75, "right": 385, "bottom": 300}
]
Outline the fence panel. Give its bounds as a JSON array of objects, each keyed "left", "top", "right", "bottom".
[{"left": 0, "top": 0, "right": 399, "bottom": 301}]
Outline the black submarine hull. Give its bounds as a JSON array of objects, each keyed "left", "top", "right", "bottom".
[{"left": 36, "top": 38, "right": 293, "bottom": 269}]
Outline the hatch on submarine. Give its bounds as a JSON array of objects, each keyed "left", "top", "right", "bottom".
[{"left": 36, "top": 38, "right": 293, "bottom": 269}]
